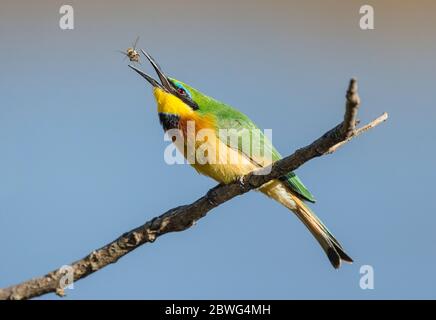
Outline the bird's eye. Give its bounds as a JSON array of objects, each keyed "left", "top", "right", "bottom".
[{"left": 177, "top": 87, "right": 186, "bottom": 95}]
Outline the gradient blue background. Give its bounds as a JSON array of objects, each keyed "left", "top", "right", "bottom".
[{"left": 1, "top": 0, "right": 435, "bottom": 299}]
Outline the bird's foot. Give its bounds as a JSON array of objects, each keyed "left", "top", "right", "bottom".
[
  {"left": 206, "top": 184, "right": 223, "bottom": 206},
  {"left": 238, "top": 176, "right": 245, "bottom": 186}
]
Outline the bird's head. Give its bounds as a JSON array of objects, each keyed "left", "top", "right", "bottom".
[{"left": 129, "top": 49, "right": 210, "bottom": 130}]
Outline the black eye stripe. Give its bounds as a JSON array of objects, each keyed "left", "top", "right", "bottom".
[
  {"left": 170, "top": 81, "right": 199, "bottom": 110},
  {"left": 180, "top": 96, "right": 199, "bottom": 110}
]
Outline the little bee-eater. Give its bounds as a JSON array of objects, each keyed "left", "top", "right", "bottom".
[{"left": 129, "top": 49, "right": 353, "bottom": 269}]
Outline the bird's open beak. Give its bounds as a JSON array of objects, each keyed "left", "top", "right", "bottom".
[
  {"left": 129, "top": 49, "right": 200, "bottom": 110},
  {"left": 128, "top": 49, "right": 174, "bottom": 93}
]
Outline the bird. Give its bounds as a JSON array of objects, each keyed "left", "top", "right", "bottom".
[{"left": 128, "top": 49, "right": 353, "bottom": 269}]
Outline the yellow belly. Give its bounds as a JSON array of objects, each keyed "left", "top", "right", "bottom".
[
  {"left": 188, "top": 134, "right": 259, "bottom": 184},
  {"left": 166, "top": 115, "right": 296, "bottom": 209}
]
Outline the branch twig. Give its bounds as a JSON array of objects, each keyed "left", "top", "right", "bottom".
[
  {"left": 0, "top": 79, "right": 388, "bottom": 300},
  {"left": 342, "top": 78, "right": 360, "bottom": 138},
  {"left": 327, "top": 112, "right": 388, "bottom": 154}
]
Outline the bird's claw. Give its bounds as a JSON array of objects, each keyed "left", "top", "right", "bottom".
[
  {"left": 238, "top": 176, "right": 245, "bottom": 186},
  {"left": 206, "top": 189, "right": 218, "bottom": 206}
]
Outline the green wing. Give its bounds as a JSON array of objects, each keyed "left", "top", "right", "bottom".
[
  {"left": 211, "top": 104, "right": 316, "bottom": 203},
  {"left": 280, "top": 172, "right": 316, "bottom": 203}
]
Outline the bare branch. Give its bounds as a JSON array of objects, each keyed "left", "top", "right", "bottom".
[
  {"left": 0, "top": 79, "right": 388, "bottom": 300},
  {"left": 327, "top": 112, "right": 388, "bottom": 154},
  {"left": 342, "top": 78, "right": 361, "bottom": 138}
]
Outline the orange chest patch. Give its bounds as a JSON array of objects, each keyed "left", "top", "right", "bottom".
[{"left": 178, "top": 114, "right": 216, "bottom": 137}]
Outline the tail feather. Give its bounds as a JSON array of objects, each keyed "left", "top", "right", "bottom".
[
  {"left": 291, "top": 194, "right": 353, "bottom": 268},
  {"left": 260, "top": 180, "right": 353, "bottom": 269}
]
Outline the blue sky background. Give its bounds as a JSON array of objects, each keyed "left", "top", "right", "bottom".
[{"left": 1, "top": 0, "right": 435, "bottom": 299}]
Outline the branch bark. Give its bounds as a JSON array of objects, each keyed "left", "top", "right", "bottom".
[{"left": 0, "top": 79, "right": 388, "bottom": 300}]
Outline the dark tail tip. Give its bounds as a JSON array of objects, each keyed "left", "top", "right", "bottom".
[
  {"left": 338, "top": 250, "right": 354, "bottom": 263},
  {"left": 327, "top": 245, "right": 353, "bottom": 269},
  {"left": 335, "top": 244, "right": 353, "bottom": 263},
  {"left": 327, "top": 248, "right": 341, "bottom": 269}
]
